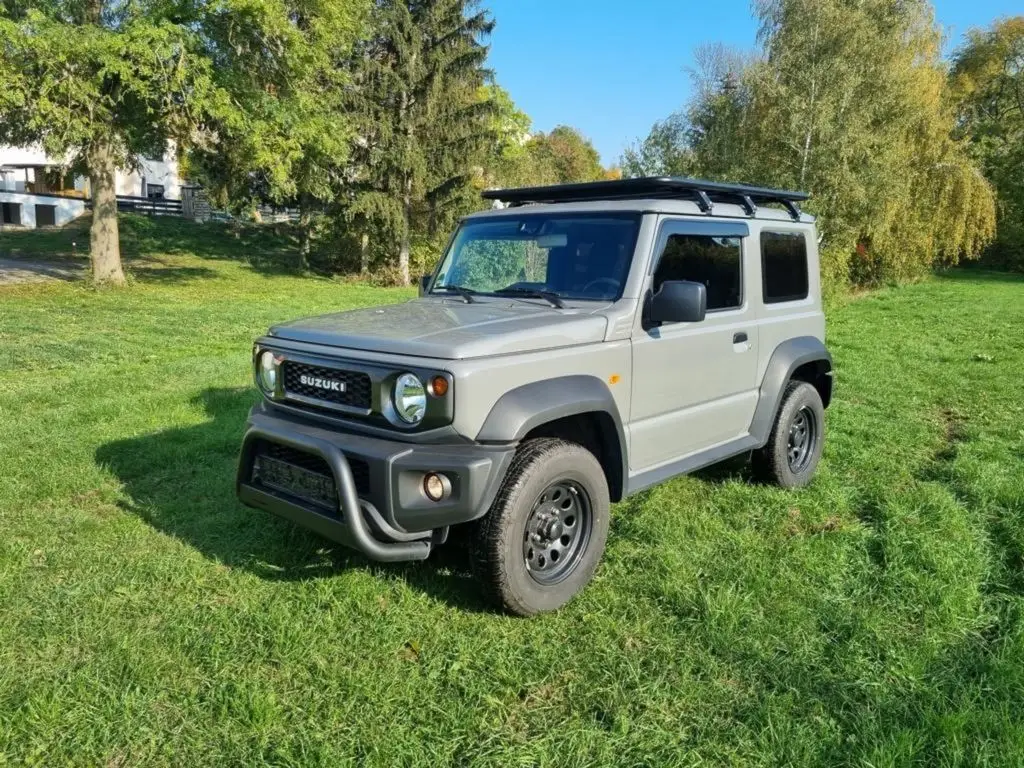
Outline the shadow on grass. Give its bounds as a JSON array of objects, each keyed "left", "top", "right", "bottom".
[
  {"left": 119, "top": 215, "right": 303, "bottom": 276},
  {"left": 2, "top": 214, "right": 305, "bottom": 279},
  {"left": 935, "top": 267, "right": 1024, "bottom": 285},
  {"left": 95, "top": 387, "right": 491, "bottom": 612}
]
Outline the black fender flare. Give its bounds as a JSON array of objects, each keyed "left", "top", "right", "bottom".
[
  {"left": 475, "top": 375, "right": 628, "bottom": 499},
  {"left": 749, "top": 336, "right": 833, "bottom": 445}
]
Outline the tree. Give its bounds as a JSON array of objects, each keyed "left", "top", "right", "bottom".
[
  {"left": 950, "top": 17, "right": 1024, "bottom": 271},
  {"left": 345, "top": 0, "right": 494, "bottom": 285},
  {"left": 525, "top": 126, "right": 604, "bottom": 185},
  {"left": 184, "top": 0, "right": 367, "bottom": 270},
  {"left": 480, "top": 84, "right": 533, "bottom": 188},
  {"left": 623, "top": 0, "right": 996, "bottom": 289},
  {"left": 480, "top": 94, "right": 609, "bottom": 189},
  {"left": 621, "top": 112, "right": 693, "bottom": 178},
  {"left": 0, "top": 0, "right": 223, "bottom": 284}
]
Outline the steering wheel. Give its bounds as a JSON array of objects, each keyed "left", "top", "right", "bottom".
[{"left": 581, "top": 277, "right": 620, "bottom": 295}]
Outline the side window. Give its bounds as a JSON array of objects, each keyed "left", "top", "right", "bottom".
[
  {"left": 653, "top": 233, "right": 742, "bottom": 311},
  {"left": 761, "top": 231, "right": 809, "bottom": 303}
]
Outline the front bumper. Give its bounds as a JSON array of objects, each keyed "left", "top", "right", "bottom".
[{"left": 236, "top": 404, "right": 514, "bottom": 562}]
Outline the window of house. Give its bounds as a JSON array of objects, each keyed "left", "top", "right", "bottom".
[
  {"left": 761, "top": 231, "right": 809, "bottom": 303},
  {"left": 146, "top": 184, "right": 165, "bottom": 200},
  {"left": 35, "top": 204, "right": 56, "bottom": 227},
  {"left": 1, "top": 202, "right": 22, "bottom": 226},
  {"left": 653, "top": 233, "right": 743, "bottom": 311}
]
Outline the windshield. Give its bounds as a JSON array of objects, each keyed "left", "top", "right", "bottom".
[{"left": 432, "top": 213, "right": 641, "bottom": 302}]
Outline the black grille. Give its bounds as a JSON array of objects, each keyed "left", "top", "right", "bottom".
[
  {"left": 282, "top": 361, "right": 372, "bottom": 411},
  {"left": 251, "top": 440, "right": 370, "bottom": 502}
]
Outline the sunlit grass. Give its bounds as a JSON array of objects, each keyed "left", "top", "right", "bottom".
[{"left": 0, "top": 233, "right": 1022, "bottom": 765}]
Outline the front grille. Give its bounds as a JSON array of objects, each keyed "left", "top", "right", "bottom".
[
  {"left": 282, "top": 361, "right": 372, "bottom": 411},
  {"left": 250, "top": 441, "right": 371, "bottom": 514}
]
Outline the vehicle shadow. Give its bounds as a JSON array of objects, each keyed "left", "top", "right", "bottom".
[{"left": 95, "top": 387, "right": 491, "bottom": 612}]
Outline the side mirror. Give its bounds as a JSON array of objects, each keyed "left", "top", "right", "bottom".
[
  {"left": 648, "top": 280, "right": 707, "bottom": 325},
  {"left": 418, "top": 273, "right": 432, "bottom": 296}
]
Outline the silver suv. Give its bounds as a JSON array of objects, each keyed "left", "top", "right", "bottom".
[{"left": 237, "top": 177, "right": 833, "bottom": 615}]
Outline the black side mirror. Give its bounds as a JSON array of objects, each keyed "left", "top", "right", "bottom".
[
  {"left": 648, "top": 280, "right": 707, "bottom": 325},
  {"left": 418, "top": 274, "right": 432, "bottom": 296}
]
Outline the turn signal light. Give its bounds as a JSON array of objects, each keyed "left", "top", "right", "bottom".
[{"left": 429, "top": 376, "right": 449, "bottom": 397}]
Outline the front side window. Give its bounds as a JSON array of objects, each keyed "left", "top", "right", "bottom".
[
  {"left": 761, "top": 231, "right": 809, "bottom": 303},
  {"left": 433, "top": 214, "right": 640, "bottom": 301},
  {"left": 653, "top": 233, "right": 743, "bottom": 311}
]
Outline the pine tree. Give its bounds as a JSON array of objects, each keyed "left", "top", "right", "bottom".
[{"left": 345, "top": 0, "right": 494, "bottom": 285}]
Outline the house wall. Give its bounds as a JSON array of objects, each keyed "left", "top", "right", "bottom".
[
  {"left": 117, "top": 154, "right": 181, "bottom": 199},
  {"left": 0, "top": 166, "right": 33, "bottom": 192},
  {"left": 0, "top": 190, "right": 87, "bottom": 228},
  {"left": 0, "top": 146, "right": 50, "bottom": 166},
  {"left": 1, "top": 142, "right": 183, "bottom": 200}
]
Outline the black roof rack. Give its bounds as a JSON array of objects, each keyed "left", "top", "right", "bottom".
[{"left": 481, "top": 176, "right": 809, "bottom": 221}]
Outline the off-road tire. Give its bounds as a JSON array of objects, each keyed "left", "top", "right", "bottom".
[
  {"left": 471, "top": 438, "right": 610, "bottom": 616},
  {"left": 752, "top": 380, "right": 825, "bottom": 488}
]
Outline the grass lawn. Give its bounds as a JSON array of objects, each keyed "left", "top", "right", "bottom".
[{"left": 1, "top": 222, "right": 1023, "bottom": 765}]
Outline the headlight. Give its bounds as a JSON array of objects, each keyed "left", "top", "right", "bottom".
[
  {"left": 393, "top": 372, "right": 426, "bottom": 424},
  {"left": 256, "top": 350, "right": 280, "bottom": 395}
]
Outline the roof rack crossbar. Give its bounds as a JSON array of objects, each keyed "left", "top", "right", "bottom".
[
  {"left": 482, "top": 176, "right": 809, "bottom": 218},
  {"left": 694, "top": 189, "right": 713, "bottom": 214},
  {"left": 780, "top": 199, "right": 802, "bottom": 221}
]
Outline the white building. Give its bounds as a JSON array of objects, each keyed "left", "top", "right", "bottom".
[{"left": 0, "top": 143, "right": 184, "bottom": 228}]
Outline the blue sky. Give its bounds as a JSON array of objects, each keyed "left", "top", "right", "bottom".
[{"left": 485, "top": 0, "right": 1022, "bottom": 166}]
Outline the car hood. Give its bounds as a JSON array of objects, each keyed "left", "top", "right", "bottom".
[{"left": 268, "top": 298, "right": 609, "bottom": 360}]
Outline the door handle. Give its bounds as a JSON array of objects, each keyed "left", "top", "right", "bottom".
[{"left": 733, "top": 332, "right": 748, "bottom": 344}]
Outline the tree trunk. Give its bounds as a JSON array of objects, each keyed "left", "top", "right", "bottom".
[
  {"left": 360, "top": 231, "right": 370, "bottom": 274},
  {"left": 398, "top": 175, "right": 412, "bottom": 286},
  {"left": 87, "top": 139, "right": 125, "bottom": 286},
  {"left": 799, "top": 18, "right": 820, "bottom": 190},
  {"left": 298, "top": 194, "right": 312, "bottom": 272}
]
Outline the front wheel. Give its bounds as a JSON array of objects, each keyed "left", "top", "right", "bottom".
[{"left": 471, "top": 438, "right": 610, "bottom": 616}]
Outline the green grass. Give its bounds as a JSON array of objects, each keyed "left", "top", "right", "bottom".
[
  {"left": 1, "top": 229, "right": 1023, "bottom": 765},
  {"left": 0, "top": 213, "right": 302, "bottom": 276}
]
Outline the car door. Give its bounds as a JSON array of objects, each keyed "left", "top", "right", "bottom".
[{"left": 628, "top": 218, "right": 760, "bottom": 471}]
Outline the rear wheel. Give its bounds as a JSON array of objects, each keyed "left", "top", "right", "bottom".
[
  {"left": 753, "top": 380, "right": 825, "bottom": 488},
  {"left": 471, "top": 438, "right": 610, "bottom": 616}
]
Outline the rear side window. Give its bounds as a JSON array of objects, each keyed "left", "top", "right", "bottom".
[
  {"left": 653, "top": 234, "right": 742, "bottom": 311},
  {"left": 761, "top": 231, "right": 809, "bottom": 303}
]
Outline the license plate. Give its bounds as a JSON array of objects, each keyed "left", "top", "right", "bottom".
[{"left": 254, "top": 455, "right": 337, "bottom": 510}]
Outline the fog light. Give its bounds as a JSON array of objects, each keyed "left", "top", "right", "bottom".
[{"left": 422, "top": 472, "right": 451, "bottom": 502}]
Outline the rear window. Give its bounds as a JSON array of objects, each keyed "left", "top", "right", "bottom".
[{"left": 761, "top": 231, "right": 809, "bottom": 304}]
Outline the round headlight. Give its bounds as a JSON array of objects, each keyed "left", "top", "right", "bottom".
[
  {"left": 393, "top": 373, "right": 427, "bottom": 424},
  {"left": 256, "top": 350, "right": 279, "bottom": 395}
]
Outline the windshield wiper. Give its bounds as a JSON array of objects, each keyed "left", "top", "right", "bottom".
[
  {"left": 433, "top": 284, "right": 478, "bottom": 303},
  {"left": 494, "top": 287, "right": 565, "bottom": 308}
]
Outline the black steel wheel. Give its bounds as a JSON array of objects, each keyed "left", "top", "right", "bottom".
[
  {"left": 523, "top": 480, "right": 593, "bottom": 584},
  {"left": 471, "top": 438, "right": 610, "bottom": 616},
  {"left": 786, "top": 405, "right": 818, "bottom": 473},
  {"left": 753, "top": 380, "right": 825, "bottom": 488}
]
